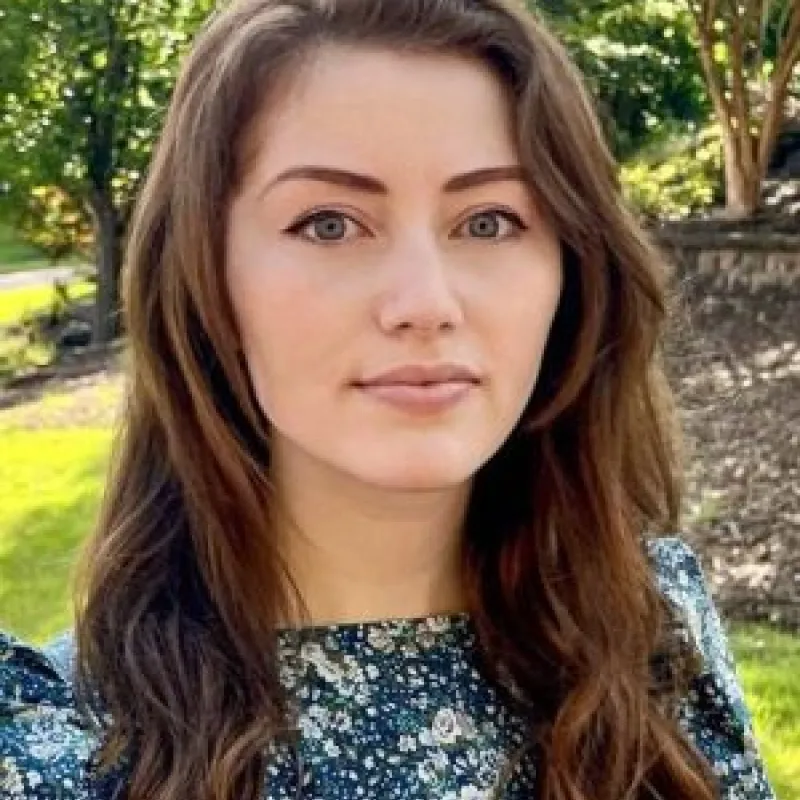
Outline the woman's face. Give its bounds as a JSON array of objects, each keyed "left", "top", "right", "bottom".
[{"left": 226, "top": 46, "right": 562, "bottom": 492}]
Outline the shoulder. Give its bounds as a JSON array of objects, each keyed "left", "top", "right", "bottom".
[
  {"left": 645, "top": 536, "right": 737, "bottom": 683},
  {"left": 0, "top": 630, "right": 95, "bottom": 800},
  {"left": 644, "top": 537, "right": 776, "bottom": 800}
]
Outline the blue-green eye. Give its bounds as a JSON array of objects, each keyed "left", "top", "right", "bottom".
[
  {"left": 286, "top": 210, "right": 361, "bottom": 242},
  {"left": 461, "top": 209, "right": 527, "bottom": 239}
]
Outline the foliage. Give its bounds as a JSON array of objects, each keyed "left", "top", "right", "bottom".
[
  {"left": 620, "top": 123, "right": 724, "bottom": 220},
  {"left": 15, "top": 187, "right": 94, "bottom": 263},
  {"left": 0, "top": 0, "right": 214, "bottom": 339},
  {"left": 0, "top": 278, "right": 96, "bottom": 382},
  {"left": 0, "top": 335, "right": 56, "bottom": 383},
  {"left": 535, "top": 0, "right": 800, "bottom": 217},
  {"left": 685, "top": 0, "right": 800, "bottom": 216},
  {"left": 532, "top": 0, "right": 710, "bottom": 159}
]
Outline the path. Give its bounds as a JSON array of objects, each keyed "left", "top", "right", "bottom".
[{"left": 0, "top": 267, "right": 75, "bottom": 291}]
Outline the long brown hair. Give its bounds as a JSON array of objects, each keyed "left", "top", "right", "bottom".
[{"left": 73, "top": 2, "right": 718, "bottom": 799}]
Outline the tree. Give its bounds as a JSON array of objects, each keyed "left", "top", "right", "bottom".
[
  {"left": 687, "top": 0, "right": 800, "bottom": 217},
  {"left": 0, "top": 0, "right": 213, "bottom": 342},
  {"left": 532, "top": 0, "right": 710, "bottom": 159}
]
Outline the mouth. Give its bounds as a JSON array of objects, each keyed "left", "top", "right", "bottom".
[
  {"left": 355, "top": 363, "right": 482, "bottom": 388},
  {"left": 353, "top": 366, "right": 481, "bottom": 414}
]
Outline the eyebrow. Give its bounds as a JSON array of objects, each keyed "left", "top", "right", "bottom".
[{"left": 258, "top": 165, "right": 528, "bottom": 197}]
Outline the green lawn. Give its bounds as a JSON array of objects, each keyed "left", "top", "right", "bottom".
[
  {"left": 0, "top": 223, "right": 48, "bottom": 273},
  {"left": 729, "top": 625, "right": 800, "bottom": 800},
  {"left": 0, "top": 279, "right": 95, "bottom": 326},
  {"left": 0, "top": 382, "right": 797, "bottom": 798},
  {"left": 0, "top": 427, "right": 111, "bottom": 641}
]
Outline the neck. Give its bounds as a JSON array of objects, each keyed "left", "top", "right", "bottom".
[{"left": 273, "top": 454, "right": 471, "bottom": 628}]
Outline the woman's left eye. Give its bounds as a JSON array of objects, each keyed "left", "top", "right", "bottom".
[{"left": 458, "top": 209, "right": 527, "bottom": 240}]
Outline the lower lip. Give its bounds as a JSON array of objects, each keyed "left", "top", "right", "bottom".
[{"left": 356, "top": 381, "right": 476, "bottom": 413}]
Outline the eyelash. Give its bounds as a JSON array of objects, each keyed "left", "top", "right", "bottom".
[{"left": 283, "top": 207, "right": 529, "bottom": 244}]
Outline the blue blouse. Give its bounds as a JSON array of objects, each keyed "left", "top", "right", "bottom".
[{"left": 0, "top": 538, "right": 776, "bottom": 799}]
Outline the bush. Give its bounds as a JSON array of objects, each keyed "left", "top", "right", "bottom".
[{"left": 620, "top": 123, "right": 724, "bottom": 221}]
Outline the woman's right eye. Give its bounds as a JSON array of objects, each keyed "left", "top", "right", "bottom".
[{"left": 284, "top": 210, "right": 366, "bottom": 243}]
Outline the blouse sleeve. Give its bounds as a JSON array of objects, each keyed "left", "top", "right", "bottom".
[
  {"left": 648, "top": 537, "right": 777, "bottom": 800},
  {"left": 0, "top": 631, "right": 94, "bottom": 800}
]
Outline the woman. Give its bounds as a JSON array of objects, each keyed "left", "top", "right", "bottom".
[{"left": 0, "top": 1, "right": 777, "bottom": 799}]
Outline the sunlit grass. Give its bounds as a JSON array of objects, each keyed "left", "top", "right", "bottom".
[
  {"left": 0, "top": 428, "right": 112, "bottom": 643},
  {"left": 0, "top": 279, "right": 95, "bottom": 326},
  {"left": 729, "top": 624, "right": 800, "bottom": 799}
]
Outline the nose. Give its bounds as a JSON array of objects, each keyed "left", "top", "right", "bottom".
[{"left": 375, "top": 239, "right": 465, "bottom": 336}]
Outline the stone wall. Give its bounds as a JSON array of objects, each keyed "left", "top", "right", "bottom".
[{"left": 652, "top": 223, "right": 800, "bottom": 296}]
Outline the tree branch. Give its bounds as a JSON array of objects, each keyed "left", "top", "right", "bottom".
[
  {"left": 689, "top": 0, "right": 736, "bottom": 130},
  {"left": 728, "top": 2, "right": 756, "bottom": 179}
]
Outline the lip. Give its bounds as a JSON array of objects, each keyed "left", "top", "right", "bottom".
[
  {"left": 353, "top": 363, "right": 481, "bottom": 414},
  {"left": 356, "top": 363, "right": 482, "bottom": 387},
  {"left": 356, "top": 380, "right": 475, "bottom": 414}
]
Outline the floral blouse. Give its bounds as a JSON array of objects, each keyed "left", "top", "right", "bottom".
[{"left": 1, "top": 538, "right": 776, "bottom": 799}]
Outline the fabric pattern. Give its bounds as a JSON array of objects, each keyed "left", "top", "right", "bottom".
[{"left": 1, "top": 537, "right": 777, "bottom": 799}]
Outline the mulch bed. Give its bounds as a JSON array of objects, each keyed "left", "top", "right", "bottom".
[{"left": 667, "top": 274, "right": 799, "bottom": 629}]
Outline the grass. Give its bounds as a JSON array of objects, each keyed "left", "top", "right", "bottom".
[
  {"left": 0, "top": 279, "right": 95, "bottom": 327},
  {"left": 0, "top": 380, "right": 797, "bottom": 798},
  {"left": 0, "top": 223, "right": 49, "bottom": 273},
  {"left": 729, "top": 624, "right": 800, "bottom": 799},
  {"left": 0, "top": 224, "right": 86, "bottom": 275},
  {"left": 0, "top": 427, "right": 112, "bottom": 642}
]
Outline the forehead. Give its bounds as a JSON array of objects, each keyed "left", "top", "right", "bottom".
[{"left": 241, "top": 45, "right": 519, "bottom": 184}]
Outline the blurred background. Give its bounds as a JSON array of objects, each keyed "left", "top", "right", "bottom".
[{"left": 0, "top": 1, "right": 797, "bottom": 796}]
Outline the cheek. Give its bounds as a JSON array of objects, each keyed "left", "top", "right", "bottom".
[
  {"left": 226, "top": 264, "right": 356, "bottom": 417},
  {"left": 490, "top": 262, "right": 563, "bottom": 368},
  {"left": 234, "top": 284, "right": 317, "bottom": 379}
]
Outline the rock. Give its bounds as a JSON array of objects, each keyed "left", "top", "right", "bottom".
[{"left": 57, "top": 319, "right": 92, "bottom": 348}]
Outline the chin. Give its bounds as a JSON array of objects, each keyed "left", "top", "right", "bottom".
[
  {"left": 368, "top": 473, "right": 471, "bottom": 492},
  {"left": 348, "top": 451, "right": 481, "bottom": 492}
]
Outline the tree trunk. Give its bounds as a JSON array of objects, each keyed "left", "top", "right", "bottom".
[
  {"left": 92, "top": 196, "right": 123, "bottom": 345},
  {"left": 720, "top": 128, "right": 762, "bottom": 219}
]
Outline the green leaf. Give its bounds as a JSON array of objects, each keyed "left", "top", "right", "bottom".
[{"left": 137, "top": 86, "right": 155, "bottom": 108}]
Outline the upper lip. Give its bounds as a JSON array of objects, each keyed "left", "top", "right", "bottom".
[{"left": 356, "top": 363, "right": 481, "bottom": 386}]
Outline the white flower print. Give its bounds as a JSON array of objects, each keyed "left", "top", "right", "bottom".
[
  {"left": 24, "top": 772, "right": 41, "bottom": 789},
  {"left": 432, "top": 707, "right": 461, "bottom": 745},
  {"left": 367, "top": 627, "right": 395, "bottom": 652},
  {"left": 456, "top": 710, "right": 478, "bottom": 739},
  {"left": 323, "top": 740, "right": 340, "bottom": 758},
  {"left": 398, "top": 734, "right": 417, "bottom": 753},
  {"left": 331, "top": 709, "right": 352, "bottom": 731},
  {"left": 431, "top": 749, "right": 450, "bottom": 770},
  {"left": 417, "top": 758, "right": 439, "bottom": 784},
  {"left": 1, "top": 761, "right": 24, "bottom": 796},
  {"left": 460, "top": 787, "right": 489, "bottom": 800}
]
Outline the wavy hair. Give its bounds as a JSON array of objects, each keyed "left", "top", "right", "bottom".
[{"left": 73, "top": 1, "right": 718, "bottom": 799}]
